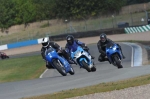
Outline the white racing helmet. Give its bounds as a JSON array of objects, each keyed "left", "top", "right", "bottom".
[{"left": 41, "top": 37, "right": 49, "bottom": 48}]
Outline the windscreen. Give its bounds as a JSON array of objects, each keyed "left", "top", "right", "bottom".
[
  {"left": 106, "top": 42, "right": 115, "bottom": 48},
  {"left": 45, "top": 47, "right": 54, "bottom": 55},
  {"left": 71, "top": 46, "right": 78, "bottom": 52}
]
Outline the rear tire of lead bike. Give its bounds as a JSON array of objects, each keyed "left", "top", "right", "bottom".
[
  {"left": 81, "top": 60, "right": 91, "bottom": 72},
  {"left": 53, "top": 59, "right": 67, "bottom": 76},
  {"left": 114, "top": 56, "right": 123, "bottom": 69},
  {"left": 69, "top": 66, "right": 75, "bottom": 75}
]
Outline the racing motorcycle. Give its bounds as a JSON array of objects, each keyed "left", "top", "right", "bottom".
[
  {"left": 106, "top": 42, "right": 123, "bottom": 69},
  {"left": 0, "top": 52, "right": 9, "bottom": 59},
  {"left": 71, "top": 46, "right": 96, "bottom": 72},
  {"left": 45, "top": 47, "right": 75, "bottom": 76}
]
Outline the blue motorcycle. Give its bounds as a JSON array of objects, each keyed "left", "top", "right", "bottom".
[
  {"left": 106, "top": 42, "right": 123, "bottom": 69},
  {"left": 45, "top": 47, "right": 75, "bottom": 76},
  {"left": 71, "top": 46, "right": 96, "bottom": 72}
]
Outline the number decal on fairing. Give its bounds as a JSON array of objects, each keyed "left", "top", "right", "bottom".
[{"left": 48, "top": 53, "right": 51, "bottom": 56}]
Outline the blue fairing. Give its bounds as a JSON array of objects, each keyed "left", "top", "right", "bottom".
[
  {"left": 106, "top": 43, "right": 122, "bottom": 63},
  {"left": 45, "top": 47, "right": 71, "bottom": 73}
]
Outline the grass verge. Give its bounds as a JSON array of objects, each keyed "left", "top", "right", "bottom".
[
  {"left": 0, "top": 55, "right": 45, "bottom": 83},
  {"left": 22, "top": 74, "right": 150, "bottom": 99}
]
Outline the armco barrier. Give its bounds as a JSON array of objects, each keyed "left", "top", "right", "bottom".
[
  {"left": 0, "top": 28, "right": 124, "bottom": 51},
  {"left": 124, "top": 24, "right": 150, "bottom": 34},
  {"left": 49, "top": 28, "right": 124, "bottom": 41},
  {"left": 7, "top": 40, "right": 38, "bottom": 49}
]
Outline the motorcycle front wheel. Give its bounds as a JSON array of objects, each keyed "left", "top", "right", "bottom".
[
  {"left": 69, "top": 65, "right": 75, "bottom": 75},
  {"left": 114, "top": 55, "right": 123, "bottom": 69},
  {"left": 53, "top": 59, "right": 67, "bottom": 76},
  {"left": 81, "top": 60, "right": 91, "bottom": 72}
]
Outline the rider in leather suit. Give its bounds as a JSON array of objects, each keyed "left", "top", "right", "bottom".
[
  {"left": 65, "top": 35, "right": 95, "bottom": 59},
  {"left": 41, "top": 37, "right": 75, "bottom": 69},
  {"left": 97, "top": 33, "right": 125, "bottom": 62}
]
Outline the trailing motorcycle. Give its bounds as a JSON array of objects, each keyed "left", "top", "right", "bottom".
[
  {"left": 71, "top": 46, "right": 96, "bottom": 72},
  {"left": 0, "top": 52, "right": 9, "bottom": 59},
  {"left": 45, "top": 47, "right": 75, "bottom": 76},
  {"left": 106, "top": 42, "right": 123, "bottom": 69}
]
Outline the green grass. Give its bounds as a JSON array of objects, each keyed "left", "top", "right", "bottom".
[
  {"left": 0, "top": 55, "right": 45, "bottom": 83},
  {"left": 22, "top": 74, "right": 150, "bottom": 99}
]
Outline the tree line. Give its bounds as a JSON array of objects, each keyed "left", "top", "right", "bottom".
[
  {"left": 0, "top": 0, "right": 149, "bottom": 31},
  {"left": 126, "top": 0, "right": 150, "bottom": 5}
]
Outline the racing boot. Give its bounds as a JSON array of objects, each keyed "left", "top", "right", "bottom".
[
  {"left": 70, "top": 59, "right": 77, "bottom": 65},
  {"left": 68, "top": 59, "right": 75, "bottom": 64},
  {"left": 122, "top": 55, "right": 125, "bottom": 59},
  {"left": 67, "top": 57, "right": 77, "bottom": 64},
  {"left": 91, "top": 55, "right": 95, "bottom": 59}
]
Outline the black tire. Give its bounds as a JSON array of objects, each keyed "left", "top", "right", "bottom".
[
  {"left": 114, "top": 56, "right": 123, "bottom": 69},
  {"left": 46, "top": 65, "right": 51, "bottom": 69},
  {"left": 69, "top": 66, "right": 75, "bottom": 75},
  {"left": 1, "top": 56, "right": 5, "bottom": 59},
  {"left": 53, "top": 59, "right": 67, "bottom": 76},
  {"left": 91, "top": 66, "right": 96, "bottom": 72},
  {"left": 81, "top": 60, "right": 91, "bottom": 72},
  {"left": 46, "top": 64, "right": 54, "bottom": 69}
]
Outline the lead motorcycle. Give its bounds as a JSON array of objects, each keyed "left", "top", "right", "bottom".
[
  {"left": 45, "top": 47, "right": 75, "bottom": 76},
  {"left": 0, "top": 52, "right": 9, "bottom": 59},
  {"left": 106, "top": 42, "right": 123, "bottom": 69},
  {"left": 71, "top": 46, "right": 96, "bottom": 72}
]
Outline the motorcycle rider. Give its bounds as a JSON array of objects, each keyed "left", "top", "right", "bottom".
[
  {"left": 65, "top": 35, "right": 95, "bottom": 59},
  {"left": 41, "top": 37, "right": 75, "bottom": 69},
  {"left": 97, "top": 33, "right": 125, "bottom": 62}
]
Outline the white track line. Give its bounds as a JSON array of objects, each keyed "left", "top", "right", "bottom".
[
  {"left": 39, "top": 69, "right": 48, "bottom": 78},
  {"left": 123, "top": 42, "right": 142, "bottom": 67},
  {"left": 123, "top": 42, "right": 134, "bottom": 67}
]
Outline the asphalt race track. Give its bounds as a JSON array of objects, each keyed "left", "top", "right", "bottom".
[{"left": 1, "top": 43, "right": 150, "bottom": 99}]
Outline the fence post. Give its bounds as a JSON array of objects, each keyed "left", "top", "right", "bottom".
[
  {"left": 82, "top": 17, "right": 87, "bottom": 31},
  {"left": 130, "top": 12, "right": 133, "bottom": 26}
]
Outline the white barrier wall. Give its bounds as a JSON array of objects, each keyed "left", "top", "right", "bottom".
[
  {"left": 0, "top": 37, "right": 49, "bottom": 51},
  {"left": 0, "top": 45, "right": 8, "bottom": 50}
]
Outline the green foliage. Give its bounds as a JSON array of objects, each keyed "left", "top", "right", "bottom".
[
  {"left": 126, "top": 0, "right": 150, "bottom": 5},
  {"left": 0, "top": 0, "right": 126, "bottom": 30},
  {"left": 0, "top": 0, "right": 16, "bottom": 30},
  {"left": 13, "top": 0, "right": 36, "bottom": 24}
]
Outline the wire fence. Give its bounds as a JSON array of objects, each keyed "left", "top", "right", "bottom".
[{"left": 0, "top": 3, "right": 150, "bottom": 45}]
